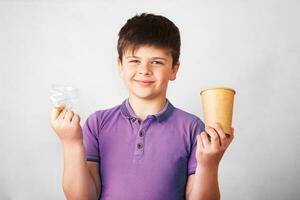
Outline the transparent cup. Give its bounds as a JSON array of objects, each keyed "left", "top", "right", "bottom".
[{"left": 50, "top": 84, "right": 79, "bottom": 110}]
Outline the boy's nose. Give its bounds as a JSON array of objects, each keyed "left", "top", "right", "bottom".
[{"left": 138, "top": 63, "right": 152, "bottom": 75}]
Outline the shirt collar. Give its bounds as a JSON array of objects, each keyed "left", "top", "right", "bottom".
[{"left": 120, "top": 98, "right": 174, "bottom": 123}]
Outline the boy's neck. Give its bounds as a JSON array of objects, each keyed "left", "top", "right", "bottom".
[{"left": 128, "top": 95, "right": 167, "bottom": 122}]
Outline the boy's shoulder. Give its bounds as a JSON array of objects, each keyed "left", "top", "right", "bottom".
[
  {"left": 87, "top": 103, "right": 122, "bottom": 121},
  {"left": 82, "top": 103, "right": 123, "bottom": 133},
  {"left": 171, "top": 105, "right": 204, "bottom": 126}
]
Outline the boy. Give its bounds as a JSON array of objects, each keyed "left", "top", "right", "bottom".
[{"left": 51, "top": 13, "right": 234, "bottom": 200}]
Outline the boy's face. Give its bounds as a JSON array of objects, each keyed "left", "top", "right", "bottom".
[{"left": 118, "top": 45, "right": 180, "bottom": 101}]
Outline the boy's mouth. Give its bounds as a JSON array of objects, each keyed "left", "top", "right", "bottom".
[
  {"left": 134, "top": 79, "right": 155, "bottom": 85},
  {"left": 137, "top": 80, "right": 154, "bottom": 83}
]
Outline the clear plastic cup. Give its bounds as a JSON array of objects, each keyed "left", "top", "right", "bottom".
[{"left": 50, "top": 84, "right": 79, "bottom": 110}]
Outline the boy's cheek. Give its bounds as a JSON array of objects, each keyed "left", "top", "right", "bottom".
[
  {"left": 119, "top": 73, "right": 124, "bottom": 79},
  {"left": 119, "top": 69, "right": 128, "bottom": 78}
]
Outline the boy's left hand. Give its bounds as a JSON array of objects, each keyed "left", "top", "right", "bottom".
[{"left": 196, "top": 123, "right": 234, "bottom": 169}]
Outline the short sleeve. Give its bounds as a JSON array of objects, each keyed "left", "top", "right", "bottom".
[
  {"left": 187, "top": 117, "right": 205, "bottom": 175},
  {"left": 82, "top": 112, "right": 100, "bottom": 163}
]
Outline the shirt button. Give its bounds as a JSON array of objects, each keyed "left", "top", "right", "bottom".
[
  {"left": 139, "top": 131, "right": 144, "bottom": 137},
  {"left": 137, "top": 143, "right": 143, "bottom": 149}
]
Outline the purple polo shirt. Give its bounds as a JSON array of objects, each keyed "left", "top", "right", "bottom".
[{"left": 82, "top": 98, "right": 205, "bottom": 200}]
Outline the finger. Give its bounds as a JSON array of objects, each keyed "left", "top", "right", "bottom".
[
  {"left": 58, "top": 108, "right": 68, "bottom": 120},
  {"left": 51, "top": 106, "right": 65, "bottom": 121},
  {"left": 205, "top": 125, "right": 221, "bottom": 147},
  {"left": 71, "top": 113, "right": 81, "bottom": 124},
  {"left": 54, "top": 102, "right": 65, "bottom": 109},
  {"left": 201, "top": 131, "right": 210, "bottom": 148},
  {"left": 228, "top": 127, "right": 235, "bottom": 141},
  {"left": 213, "top": 123, "right": 227, "bottom": 147},
  {"left": 64, "top": 109, "right": 74, "bottom": 121}
]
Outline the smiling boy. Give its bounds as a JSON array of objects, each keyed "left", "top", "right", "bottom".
[{"left": 51, "top": 13, "right": 234, "bottom": 200}]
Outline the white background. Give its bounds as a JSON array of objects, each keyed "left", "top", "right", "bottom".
[{"left": 0, "top": 0, "right": 299, "bottom": 199}]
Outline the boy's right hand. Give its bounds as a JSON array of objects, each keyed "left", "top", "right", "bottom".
[{"left": 50, "top": 106, "right": 83, "bottom": 145}]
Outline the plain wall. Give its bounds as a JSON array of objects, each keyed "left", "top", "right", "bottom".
[{"left": 0, "top": 0, "right": 299, "bottom": 199}]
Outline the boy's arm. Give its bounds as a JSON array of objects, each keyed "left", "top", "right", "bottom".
[
  {"left": 185, "top": 166, "right": 220, "bottom": 200},
  {"left": 51, "top": 107, "right": 99, "bottom": 199},
  {"left": 62, "top": 142, "right": 100, "bottom": 200},
  {"left": 87, "top": 161, "right": 101, "bottom": 198},
  {"left": 186, "top": 123, "right": 234, "bottom": 200}
]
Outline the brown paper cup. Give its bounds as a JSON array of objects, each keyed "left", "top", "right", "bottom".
[{"left": 200, "top": 87, "right": 236, "bottom": 135}]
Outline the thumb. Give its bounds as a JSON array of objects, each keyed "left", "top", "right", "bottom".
[{"left": 51, "top": 105, "right": 65, "bottom": 121}]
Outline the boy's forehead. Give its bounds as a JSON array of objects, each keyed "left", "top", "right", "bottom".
[{"left": 123, "top": 45, "right": 171, "bottom": 58}]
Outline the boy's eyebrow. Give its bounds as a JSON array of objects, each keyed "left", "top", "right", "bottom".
[
  {"left": 125, "top": 56, "right": 139, "bottom": 59},
  {"left": 126, "top": 56, "right": 167, "bottom": 61},
  {"left": 152, "top": 57, "right": 167, "bottom": 61}
]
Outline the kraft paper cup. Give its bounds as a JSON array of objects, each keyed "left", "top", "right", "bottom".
[{"left": 200, "top": 87, "right": 236, "bottom": 135}]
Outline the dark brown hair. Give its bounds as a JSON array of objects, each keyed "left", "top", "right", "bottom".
[{"left": 117, "top": 13, "right": 181, "bottom": 67}]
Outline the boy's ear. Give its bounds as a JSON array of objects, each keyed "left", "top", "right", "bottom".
[
  {"left": 117, "top": 58, "right": 123, "bottom": 77},
  {"left": 170, "top": 61, "right": 180, "bottom": 81}
]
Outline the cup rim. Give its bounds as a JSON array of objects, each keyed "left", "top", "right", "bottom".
[{"left": 200, "top": 87, "right": 236, "bottom": 95}]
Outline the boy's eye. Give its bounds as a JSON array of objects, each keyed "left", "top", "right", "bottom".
[
  {"left": 129, "top": 60, "right": 140, "bottom": 63},
  {"left": 152, "top": 61, "right": 163, "bottom": 65}
]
